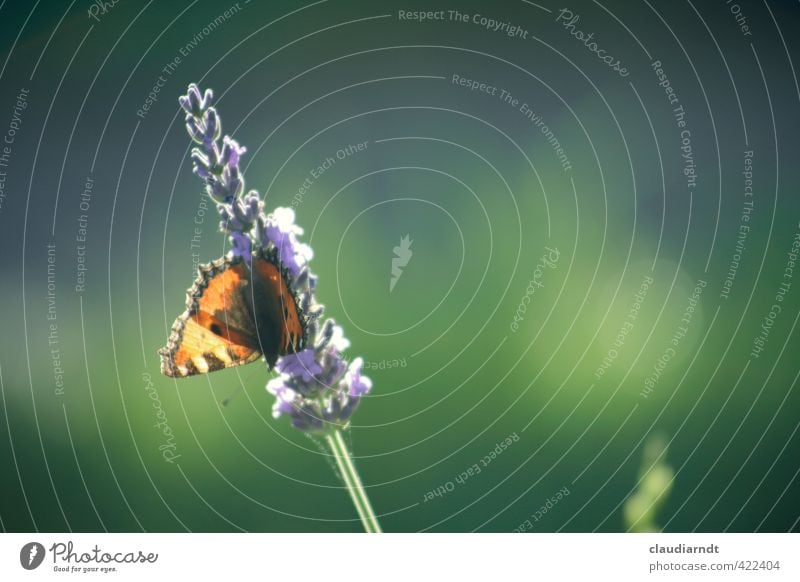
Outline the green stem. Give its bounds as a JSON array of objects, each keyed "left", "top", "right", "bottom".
[{"left": 325, "top": 429, "right": 382, "bottom": 533}]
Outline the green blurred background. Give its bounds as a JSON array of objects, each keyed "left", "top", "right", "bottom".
[{"left": 0, "top": 0, "right": 799, "bottom": 532}]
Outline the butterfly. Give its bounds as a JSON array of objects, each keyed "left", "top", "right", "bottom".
[{"left": 159, "top": 247, "right": 307, "bottom": 378}]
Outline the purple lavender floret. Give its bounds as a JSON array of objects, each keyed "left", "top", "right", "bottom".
[
  {"left": 276, "top": 348, "right": 322, "bottom": 383},
  {"left": 179, "top": 84, "right": 372, "bottom": 433},
  {"left": 265, "top": 319, "right": 372, "bottom": 431},
  {"left": 255, "top": 207, "right": 313, "bottom": 279},
  {"left": 346, "top": 359, "right": 372, "bottom": 397},
  {"left": 179, "top": 83, "right": 213, "bottom": 118},
  {"left": 229, "top": 230, "right": 252, "bottom": 260}
]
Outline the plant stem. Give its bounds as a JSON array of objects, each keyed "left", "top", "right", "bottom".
[{"left": 325, "top": 429, "right": 382, "bottom": 533}]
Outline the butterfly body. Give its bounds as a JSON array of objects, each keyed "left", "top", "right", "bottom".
[{"left": 159, "top": 248, "right": 306, "bottom": 378}]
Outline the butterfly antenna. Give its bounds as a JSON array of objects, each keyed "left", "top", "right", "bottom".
[{"left": 221, "top": 366, "right": 278, "bottom": 407}]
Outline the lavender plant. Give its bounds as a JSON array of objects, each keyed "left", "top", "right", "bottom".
[
  {"left": 623, "top": 433, "right": 673, "bottom": 532},
  {"left": 179, "top": 84, "right": 380, "bottom": 532}
]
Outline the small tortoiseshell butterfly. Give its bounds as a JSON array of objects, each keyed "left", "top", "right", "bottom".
[{"left": 159, "top": 247, "right": 306, "bottom": 378}]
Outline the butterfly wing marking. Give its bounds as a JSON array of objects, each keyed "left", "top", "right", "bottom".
[{"left": 159, "top": 257, "right": 263, "bottom": 378}]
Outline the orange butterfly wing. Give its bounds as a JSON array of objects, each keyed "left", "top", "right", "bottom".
[
  {"left": 250, "top": 254, "right": 305, "bottom": 359},
  {"left": 159, "top": 257, "right": 262, "bottom": 378},
  {"left": 159, "top": 252, "right": 307, "bottom": 378}
]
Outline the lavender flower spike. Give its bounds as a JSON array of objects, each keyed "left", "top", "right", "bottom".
[
  {"left": 179, "top": 84, "right": 380, "bottom": 532},
  {"left": 178, "top": 84, "right": 373, "bottom": 435},
  {"left": 266, "top": 327, "right": 371, "bottom": 432}
]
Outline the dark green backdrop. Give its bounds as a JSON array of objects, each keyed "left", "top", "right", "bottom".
[{"left": 1, "top": 0, "right": 799, "bottom": 532}]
